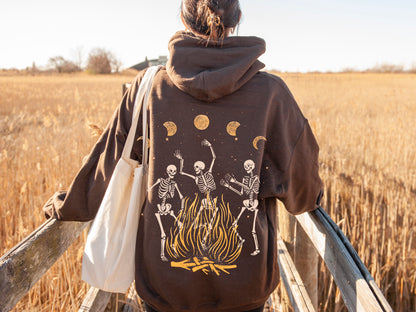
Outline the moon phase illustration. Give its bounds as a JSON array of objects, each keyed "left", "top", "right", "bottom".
[
  {"left": 163, "top": 121, "right": 177, "bottom": 137},
  {"left": 253, "top": 136, "right": 267, "bottom": 150},
  {"left": 194, "top": 114, "right": 210, "bottom": 130},
  {"left": 137, "top": 136, "right": 150, "bottom": 148},
  {"left": 226, "top": 121, "right": 240, "bottom": 137}
]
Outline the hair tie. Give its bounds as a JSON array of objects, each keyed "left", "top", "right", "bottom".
[{"left": 207, "top": 14, "right": 221, "bottom": 27}]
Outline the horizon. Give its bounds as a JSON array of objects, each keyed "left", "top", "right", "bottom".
[{"left": 1, "top": 0, "right": 416, "bottom": 73}]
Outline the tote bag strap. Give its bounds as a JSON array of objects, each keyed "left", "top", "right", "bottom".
[{"left": 121, "top": 66, "right": 161, "bottom": 164}]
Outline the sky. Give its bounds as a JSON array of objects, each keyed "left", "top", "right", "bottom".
[{"left": 1, "top": 0, "right": 416, "bottom": 72}]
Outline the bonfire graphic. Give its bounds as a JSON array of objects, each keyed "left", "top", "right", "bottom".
[{"left": 166, "top": 194, "right": 243, "bottom": 275}]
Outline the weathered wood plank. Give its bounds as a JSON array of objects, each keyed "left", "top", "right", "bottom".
[
  {"left": 79, "top": 287, "right": 112, "bottom": 312},
  {"left": 122, "top": 285, "right": 141, "bottom": 312},
  {"left": 316, "top": 208, "right": 392, "bottom": 312},
  {"left": 0, "top": 218, "right": 90, "bottom": 312},
  {"left": 276, "top": 228, "right": 316, "bottom": 312},
  {"left": 296, "top": 208, "right": 392, "bottom": 312},
  {"left": 278, "top": 204, "right": 318, "bottom": 310}
]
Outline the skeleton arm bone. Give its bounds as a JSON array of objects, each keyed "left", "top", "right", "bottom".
[
  {"left": 174, "top": 150, "right": 184, "bottom": 172},
  {"left": 221, "top": 178, "right": 244, "bottom": 196},
  {"left": 232, "top": 177, "right": 260, "bottom": 194},
  {"left": 209, "top": 146, "right": 216, "bottom": 173},
  {"left": 202, "top": 139, "right": 216, "bottom": 173},
  {"left": 178, "top": 159, "right": 197, "bottom": 179},
  {"left": 174, "top": 150, "right": 196, "bottom": 179},
  {"left": 175, "top": 183, "right": 184, "bottom": 199},
  {"left": 224, "top": 183, "right": 244, "bottom": 196},
  {"left": 148, "top": 179, "right": 161, "bottom": 192},
  {"left": 180, "top": 171, "right": 196, "bottom": 180},
  {"left": 175, "top": 183, "right": 185, "bottom": 212}
]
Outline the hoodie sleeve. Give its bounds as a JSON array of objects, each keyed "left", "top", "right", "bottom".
[
  {"left": 261, "top": 74, "right": 323, "bottom": 215},
  {"left": 278, "top": 121, "right": 323, "bottom": 214},
  {"left": 43, "top": 70, "right": 147, "bottom": 221}
]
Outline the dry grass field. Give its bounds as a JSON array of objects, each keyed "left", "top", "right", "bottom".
[{"left": 1, "top": 71, "right": 415, "bottom": 312}]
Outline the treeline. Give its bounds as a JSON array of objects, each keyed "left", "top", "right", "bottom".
[
  {"left": 361, "top": 63, "right": 416, "bottom": 73},
  {"left": 269, "top": 63, "right": 416, "bottom": 74},
  {"left": 31, "top": 47, "right": 122, "bottom": 74},
  {"left": 338, "top": 63, "right": 416, "bottom": 74}
]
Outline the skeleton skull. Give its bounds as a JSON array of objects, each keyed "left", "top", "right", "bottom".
[
  {"left": 194, "top": 161, "right": 205, "bottom": 174},
  {"left": 166, "top": 165, "right": 177, "bottom": 178},
  {"left": 244, "top": 159, "right": 255, "bottom": 173}
]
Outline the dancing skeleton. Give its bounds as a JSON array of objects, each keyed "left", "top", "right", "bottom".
[
  {"left": 221, "top": 160, "right": 261, "bottom": 256},
  {"left": 174, "top": 139, "right": 217, "bottom": 249},
  {"left": 148, "top": 164, "right": 184, "bottom": 262}
]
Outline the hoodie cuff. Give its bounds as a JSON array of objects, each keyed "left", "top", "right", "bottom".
[{"left": 42, "top": 191, "right": 67, "bottom": 220}]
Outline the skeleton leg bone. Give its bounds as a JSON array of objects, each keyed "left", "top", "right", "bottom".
[
  {"left": 231, "top": 206, "right": 247, "bottom": 248},
  {"left": 234, "top": 227, "right": 245, "bottom": 248},
  {"left": 155, "top": 212, "right": 169, "bottom": 262},
  {"left": 232, "top": 206, "right": 247, "bottom": 228},
  {"left": 250, "top": 209, "right": 260, "bottom": 256},
  {"left": 192, "top": 198, "right": 208, "bottom": 228},
  {"left": 201, "top": 206, "right": 218, "bottom": 250}
]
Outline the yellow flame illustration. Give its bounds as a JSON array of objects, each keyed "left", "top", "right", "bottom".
[{"left": 166, "top": 194, "right": 242, "bottom": 275}]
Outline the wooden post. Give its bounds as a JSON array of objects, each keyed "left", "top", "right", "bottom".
[
  {"left": 79, "top": 288, "right": 113, "bottom": 312},
  {"left": 278, "top": 202, "right": 319, "bottom": 311},
  {"left": 278, "top": 205, "right": 296, "bottom": 312},
  {"left": 277, "top": 228, "right": 317, "bottom": 312},
  {"left": 294, "top": 219, "right": 319, "bottom": 310},
  {"left": 296, "top": 208, "right": 392, "bottom": 312},
  {"left": 0, "top": 218, "right": 90, "bottom": 312}
]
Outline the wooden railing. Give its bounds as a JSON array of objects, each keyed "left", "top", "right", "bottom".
[
  {"left": 0, "top": 206, "right": 393, "bottom": 312},
  {"left": 277, "top": 207, "right": 393, "bottom": 312}
]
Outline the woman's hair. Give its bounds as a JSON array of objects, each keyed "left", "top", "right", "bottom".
[{"left": 181, "top": 0, "right": 241, "bottom": 41}]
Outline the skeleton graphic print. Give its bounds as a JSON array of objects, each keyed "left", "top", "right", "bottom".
[
  {"left": 221, "top": 159, "right": 261, "bottom": 256},
  {"left": 148, "top": 165, "right": 184, "bottom": 261},
  {"left": 147, "top": 114, "right": 266, "bottom": 276},
  {"left": 174, "top": 139, "right": 218, "bottom": 249}
]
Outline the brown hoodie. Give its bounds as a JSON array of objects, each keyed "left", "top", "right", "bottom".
[{"left": 44, "top": 31, "right": 322, "bottom": 312}]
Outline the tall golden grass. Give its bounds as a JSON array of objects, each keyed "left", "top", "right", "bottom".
[
  {"left": 280, "top": 72, "right": 416, "bottom": 312},
  {"left": 1, "top": 72, "right": 415, "bottom": 311}
]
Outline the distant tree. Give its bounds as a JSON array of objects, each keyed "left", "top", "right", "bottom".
[
  {"left": 110, "top": 55, "right": 122, "bottom": 73},
  {"left": 31, "top": 62, "right": 38, "bottom": 73},
  {"left": 71, "top": 46, "right": 84, "bottom": 69},
  {"left": 48, "top": 56, "right": 81, "bottom": 73},
  {"left": 367, "top": 63, "right": 404, "bottom": 73},
  {"left": 86, "top": 48, "right": 121, "bottom": 74}
]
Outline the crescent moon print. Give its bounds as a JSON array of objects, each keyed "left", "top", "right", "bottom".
[
  {"left": 253, "top": 136, "right": 267, "bottom": 150},
  {"left": 137, "top": 136, "right": 150, "bottom": 148},
  {"left": 163, "top": 121, "right": 177, "bottom": 137},
  {"left": 226, "top": 121, "right": 240, "bottom": 137},
  {"left": 194, "top": 114, "right": 210, "bottom": 130}
]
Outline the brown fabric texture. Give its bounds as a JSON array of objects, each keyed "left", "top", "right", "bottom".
[{"left": 43, "top": 31, "right": 322, "bottom": 312}]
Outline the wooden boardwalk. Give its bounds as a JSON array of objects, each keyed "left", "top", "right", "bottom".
[{"left": 0, "top": 205, "right": 392, "bottom": 312}]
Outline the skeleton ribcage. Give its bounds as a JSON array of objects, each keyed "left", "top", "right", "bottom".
[
  {"left": 196, "top": 172, "right": 216, "bottom": 194},
  {"left": 242, "top": 176, "right": 260, "bottom": 195},
  {"left": 158, "top": 179, "right": 176, "bottom": 199}
]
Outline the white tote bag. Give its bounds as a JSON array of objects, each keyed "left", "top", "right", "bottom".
[{"left": 82, "top": 66, "right": 160, "bottom": 293}]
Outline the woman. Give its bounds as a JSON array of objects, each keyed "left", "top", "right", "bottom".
[{"left": 44, "top": 0, "right": 322, "bottom": 311}]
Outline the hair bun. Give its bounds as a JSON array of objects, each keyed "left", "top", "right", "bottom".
[{"left": 182, "top": 0, "right": 241, "bottom": 41}]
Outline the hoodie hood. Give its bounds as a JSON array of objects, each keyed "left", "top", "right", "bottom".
[{"left": 166, "top": 31, "right": 266, "bottom": 102}]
